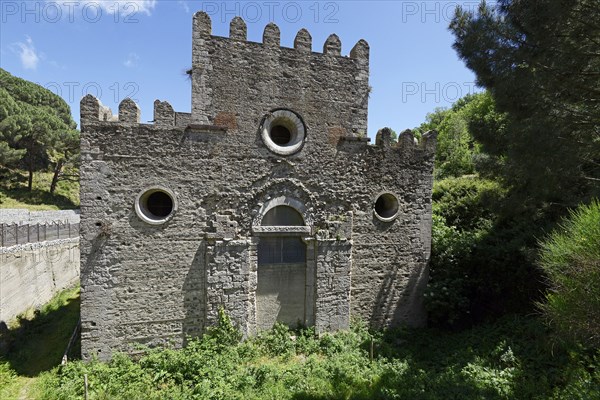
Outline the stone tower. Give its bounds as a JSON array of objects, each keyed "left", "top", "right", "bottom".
[{"left": 79, "top": 12, "right": 437, "bottom": 360}]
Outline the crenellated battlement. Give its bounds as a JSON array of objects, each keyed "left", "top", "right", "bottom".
[
  {"left": 374, "top": 128, "right": 438, "bottom": 153},
  {"left": 80, "top": 95, "right": 139, "bottom": 125},
  {"left": 80, "top": 94, "right": 437, "bottom": 157},
  {"left": 80, "top": 95, "right": 192, "bottom": 129},
  {"left": 190, "top": 13, "right": 371, "bottom": 134},
  {"left": 80, "top": 94, "right": 118, "bottom": 124},
  {"left": 82, "top": 13, "right": 375, "bottom": 142},
  {"left": 192, "top": 12, "right": 369, "bottom": 61}
]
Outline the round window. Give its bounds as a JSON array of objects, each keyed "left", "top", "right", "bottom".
[
  {"left": 374, "top": 193, "right": 399, "bottom": 222},
  {"left": 261, "top": 109, "right": 306, "bottom": 155},
  {"left": 135, "top": 187, "right": 177, "bottom": 225}
]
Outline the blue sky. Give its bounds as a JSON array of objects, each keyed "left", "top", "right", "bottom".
[{"left": 0, "top": 0, "right": 483, "bottom": 138}]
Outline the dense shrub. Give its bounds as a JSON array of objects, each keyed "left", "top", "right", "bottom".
[
  {"left": 538, "top": 199, "right": 600, "bottom": 346},
  {"left": 431, "top": 175, "right": 503, "bottom": 229},
  {"left": 29, "top": 316, "right": 599, "bottom": 399},
  {"left": 426, "top": 176, "right": 544, "bottom": 327},
  {"left": 0, "top": 362, "right": 19, "bottom": 399}
]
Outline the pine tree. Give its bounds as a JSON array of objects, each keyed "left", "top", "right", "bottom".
[
  {"left": 450, "top": 0, "right": 600, "bottom": 215},
  {"left": 0, "top": 69, "right": 78, "bottom": 191}
]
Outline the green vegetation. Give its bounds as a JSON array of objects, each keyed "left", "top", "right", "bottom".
[
  {"left": 426, "top": 175, "right": 547, "bottom": 328},
  {"left": 0, "top": 287, "right": 80, "bottom": 399},
  {"left": 420, "top": 0, "right": 599, "bottom": 332},
  {"left": 449, "top": 0, "right": 600, "bottom": 215},
  {"left": 0, "top": 68, "right": 79, "bottom": 207},
  {"left": 538, "top": 199, "right": 600, "bottom": 347},
  {"left": 0, "top": 311, "right": 594, "bottom": 399},
  {"left": 413, "top": 92, "right": 505, "bottom": 180},
  {"left": 411, "top": 92, "right": 546, "bottom": 328},
  {"left": 0, "top": 170, "right": 79, "bottom": 210},
  {"left": 420, "top": 0, "right": 600, "bottom": 391},
  {"left": 2, "top": 289, "right": 597, "bottom": 399},
  {"left": 0, "top": 363, "right": 22, "bottom": 400},
  {"left": 1, "top": 287, "right": 80, "bottom": 376}
]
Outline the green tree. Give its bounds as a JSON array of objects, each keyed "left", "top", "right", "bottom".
[
  {"left": 0, "top": 69, "right": 78, "bottom": 191},
  {"left": 0, "top": 88, "right": 25, "bottom": 167},
  {"left": 413, "top": 107, "right": 448, "bottom": 139},
  {"left": 463, "top": 91, "right": 508, "bottom": 180},
  {"left": 0, "top": 142, "right": 24, "bottom": 167},
  {"left": 414, "top": 93, "right": 503, "bottom": 179},
  {"left": 2, "top": 105, "right": 63, "bottom": 190},
  {"left": 450, "top": 0, "right": 600, "bottom": 215},
  {"left": 48, "top": 128, "right": 79, "bottom": 194}
]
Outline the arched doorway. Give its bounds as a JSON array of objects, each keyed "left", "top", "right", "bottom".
[{"left": 256, "top": 205, "right": 308, "bottom": 330}]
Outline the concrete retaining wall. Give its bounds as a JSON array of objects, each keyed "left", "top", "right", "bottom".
[{"left": 0, "top": 236, "right": 80, "bottom": 324}]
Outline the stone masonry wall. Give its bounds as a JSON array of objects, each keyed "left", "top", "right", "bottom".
[{"left": 80, "top": 12, "right": 436, "bottom": 360}]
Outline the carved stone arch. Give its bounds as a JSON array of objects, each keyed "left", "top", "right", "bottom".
[
  {"left": 253, "top": 196, "right": 313, "bottom": 228},
  {"left": 250, "top": 178, "right": 317, "bottom": 227}
]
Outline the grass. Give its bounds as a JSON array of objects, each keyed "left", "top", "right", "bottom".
[
  {"left": 0, "top": 170, "right": 79, "bottom": 211},
  {"left": 0, "top": 363, "right": 23, "bottom": 400},
  {"left": 2, "top": 302, "right": 598, "bottom": 399},
  {"left": 0, "top": 289, "right": 598, "bottom": 399},
  {"left": 0, "top": 287, "right": 80, "bottom": 377}
]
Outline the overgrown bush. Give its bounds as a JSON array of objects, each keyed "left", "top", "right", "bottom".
[
  {"left": 204, "top": 308, "right": 243, "bottom": 347},
  {"left": 538, "top": 199, "right": 600, "bottom": 346},
  {"left": 0, "top": 362, "right": 19, "bottom": 399},
  {"left": 427, "top": 176, "right": 544, "bottom": 327},
  {"left": 30, "top": 316, "right": 599, "bottom": 399}
]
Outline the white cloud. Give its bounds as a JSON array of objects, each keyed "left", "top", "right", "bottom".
[
  {"left": 124, "top": 53, "right": 140, "bottom": 68},
  {"left": 14, "top": 36, "right": 40, "bottom": 70},
  {"left": 178, "top": 1, "right": 190, "bottom": 13},
  {"left": 101, "top": 0, "right": 157, "bottom": 15},
  {"left": 45, "top": 1, "right": 157, "bottom": 17},
  {"left": 49, "top": 60, "right": 66, "bottom": 69}
]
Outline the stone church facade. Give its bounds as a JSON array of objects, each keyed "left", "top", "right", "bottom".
[{"left": 79, "top": 12, "right": 436, "bottom": 359}]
